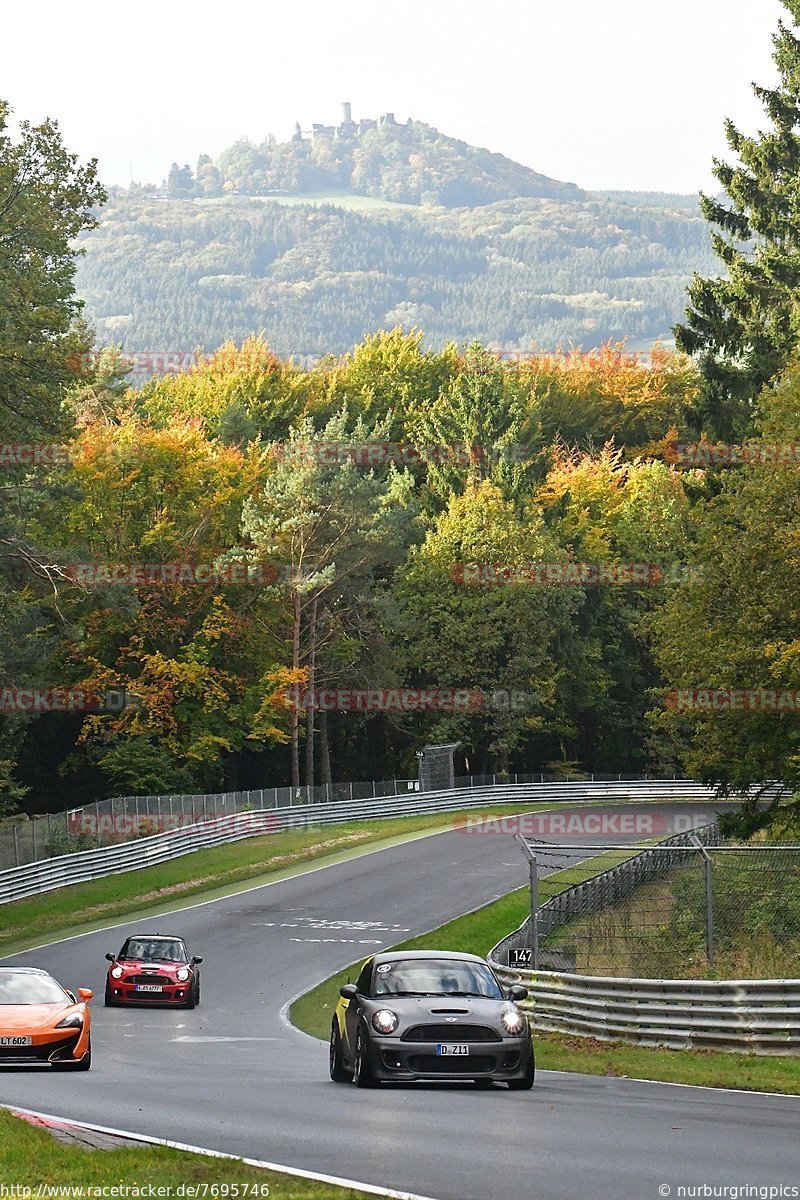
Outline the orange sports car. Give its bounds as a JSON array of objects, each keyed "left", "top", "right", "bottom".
[{"left": 0, "top": 966, "right": 93, "bottom": 1069}]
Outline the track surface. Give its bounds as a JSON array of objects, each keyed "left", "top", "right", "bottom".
[{"left": 1, "top": 803, "right": 798, "bottom": 1200}]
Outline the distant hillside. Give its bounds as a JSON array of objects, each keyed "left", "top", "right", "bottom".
[
  {"left": 163, "top": 114, "right": 584, "bottom": 209},
  {"left": 75, "top": 189, "right": 716, "bottom": 360},
  {"left": 591, "top": 190, "right": 701, "bottom": 212}
]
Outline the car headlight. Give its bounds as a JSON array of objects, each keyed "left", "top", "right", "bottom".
[
  {"left": 371, "top": 1009, "right": 399, "bottom": 1034},
  {"left": 500, "top": 1007, "right": 527, "bottom": 1035},
  {"left": 176, "top": 968, "right": 190, "bottom": 982},
  {"left": 55, "top": 1013, "right": 84, "bottom": 1029},
  {"left": 110, "top": 966, "right": 124, "bottom": 979}
]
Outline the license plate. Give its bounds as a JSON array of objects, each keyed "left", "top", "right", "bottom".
[
  {"left": 0, "top": 1036, "right": 32, "bottom": 1046},
  {"left": 436, "top": 1043, "right": 469, "bottom": 1056},
  {"left": 135, "top": 985, "right": 163, "bottom": 993}
]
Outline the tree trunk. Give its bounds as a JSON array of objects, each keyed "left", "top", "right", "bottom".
[
  {"left": 290, "top": 590, "right": 301, "bottom": 790},
  {"left": 319, "top": 708, "right": 333, "bottom": 786},
  {"left": 305, "top": 594, "right": 318, "bottom": 792}
]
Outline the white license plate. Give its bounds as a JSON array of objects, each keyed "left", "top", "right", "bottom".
[
  {"left": 135, "top": 985, "right": 163, "bottom": 993},
  {"left": 0, "top": 1036, "right": 32, "bottom": 1046},
  {"left": 436, "top": 1043, "right": 469, "bottom": 1056}
]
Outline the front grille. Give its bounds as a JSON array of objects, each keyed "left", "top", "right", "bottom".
[
  {"left": 0, "top": 1033, "right": 79, "bottom": 1062},
  {"left": 402, "top": 1024, "right": 501, "bottom": 1043},
  {"left": 407, "top": 1054, "right": 496, "bottom": 1074},
  {"left": 128, "top": 975, "right": 173, "bottom": 986}
]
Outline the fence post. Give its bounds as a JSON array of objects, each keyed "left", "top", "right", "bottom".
[
  {"left": 530, "top": 853, "right": 539, "bottom": 970},
  {"left": 691, "top": 834, "right": 715, "bottom": 969},
  {"left": 13, "top": 824, "right": 19, "bottom": 867},
  {"left": 704, "top": 855, "right": 715, "bottom": 968}
]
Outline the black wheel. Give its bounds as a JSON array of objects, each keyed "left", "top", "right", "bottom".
[
  {"left": 104, "top": 982, "right": 116, "bottom": 1007},
  {"left": 184, "top": 984, "right": 196, "bottom": 1010},
  {"left": 353, "top": 1026, "right": 376, "bottom": 1088},
  {"left": 194, "top": 976, "right": 200, "bottom": 1006},
  {"left": 329, "top": 1023, "right": 351, "bottom": 1082},
  {"left": 507, "top": 1047, "right": 535, "bottom": 1090}
]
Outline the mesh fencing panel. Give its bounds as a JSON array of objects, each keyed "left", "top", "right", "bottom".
[{"left": 526, "top": 839, "right": 800, "bottom": 979}]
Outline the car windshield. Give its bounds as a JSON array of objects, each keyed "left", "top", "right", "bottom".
[
  {"left": 119, "top": 938, "right": 188, "bottom": 963},
  {"left": 0, "top": 972, "right": 69, "bottom": 1005},
  {"left": 372, "top": 959, "right": 503, "bottom": 999}
]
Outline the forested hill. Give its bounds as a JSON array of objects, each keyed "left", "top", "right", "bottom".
[
  {"left": 73, "top": 115, "right": 715, "bottom": 360},
  {"left": 75, "top": 190, "right": 716, "bottom": 360},
  {"left": 171, "top": 117, "right": 584, "bottom": 208}
]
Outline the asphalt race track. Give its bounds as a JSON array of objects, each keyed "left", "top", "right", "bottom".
[{"left": 1, "top": 803, "right": 798, "bottom": 1200}]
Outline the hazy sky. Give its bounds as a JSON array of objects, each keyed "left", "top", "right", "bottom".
[{"left": 1, "top": 0, "right": 788, "bottom": 194}]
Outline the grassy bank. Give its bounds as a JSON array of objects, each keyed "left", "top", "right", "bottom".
[
  {"left": 0, "top": 801, "right": 565, "bottom": 956},
  {"left": 290, "top": 853, "right": 800, "bottom": 1095},
  {"left": 0, "top": 1110, "right": 374, "bottom": 1198}
]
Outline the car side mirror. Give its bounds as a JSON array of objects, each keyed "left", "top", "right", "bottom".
[
  {"left": 339, "top": 984, "right": 358, "bottom": 1001},
  {"left": 508, "top": 984, "right": 528, "bottom": 1001},
  {"left": 192, "top": 957, "right": 203, "bottom": 965},
  {"left": 78, "top": 988, "right": 93, "bottom": 1002},
  {"left": 105, "top": 953, "right": 115, "bottom": 961}
]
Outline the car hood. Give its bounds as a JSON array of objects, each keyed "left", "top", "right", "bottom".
[
  {"left": 373, "top": 996, "right": 516, "bottom": 1022},
  {"left": 0, "top": 1003, "right": 71, "bottom": 1030},
  {"left": 117, "top": 960, "right": 184, "bottom": 971}
]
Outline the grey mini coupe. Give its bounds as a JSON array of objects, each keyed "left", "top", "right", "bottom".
[{"left": 330, "top": 950, "right": 534, "bottom": 1089}]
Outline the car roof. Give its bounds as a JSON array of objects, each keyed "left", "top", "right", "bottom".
[
  {"left": 370, "top": 950, "right": 487, "bottom": 965},
  {"left": 123, "top": 933, "right": 186, "bottom": 941}
]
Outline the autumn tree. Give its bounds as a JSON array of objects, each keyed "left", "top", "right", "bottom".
[
  {"left": 239, "top": 409, "right": 416, "bottom": 789},
  {"left": 650, "top": 358, "right": 800, "bottom": 828},
  {"left": 0, "top": 99, "right": 104, "bottom": 811},
  {"left": 391, "top": 481, "right": 580, "bottom": 772}
]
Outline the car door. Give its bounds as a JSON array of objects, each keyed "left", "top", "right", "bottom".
[{"left": 343, "top": 958, "right": 373, "bottom": 1058}]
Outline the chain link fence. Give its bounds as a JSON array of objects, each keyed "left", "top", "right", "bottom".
[{"left": 516, "top": 834, "right": 800, "bottom": 980}]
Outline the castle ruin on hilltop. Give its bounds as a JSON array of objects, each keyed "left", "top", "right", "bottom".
[{"left": 292, "top": 102, "right": 408, "bottom": 141}]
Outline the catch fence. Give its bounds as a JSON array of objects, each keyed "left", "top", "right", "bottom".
[{"left": 503, "top": 831, "right": 800, "bottom": 980}]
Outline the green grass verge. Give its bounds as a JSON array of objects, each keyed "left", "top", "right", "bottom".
[
  {"left": 290, "top": 852, "right": 800, "bottom": 1095},
  {"left": 0, "top": 1110, "right": 374, "bottom": 1198},
  {"left": 0, "top": 802, "right": 565, "bottom": 957}
]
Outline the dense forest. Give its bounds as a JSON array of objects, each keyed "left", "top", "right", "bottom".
[
  {"left": 6, "top": 0, "right": 800, "bottom": 836},
  {"left": 75, "top": 190, "right": 716, "bottom": 359}
]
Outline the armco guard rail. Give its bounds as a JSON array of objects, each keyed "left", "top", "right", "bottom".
[
  {"left": 489, "top": 962, "right": 800, "bottom": 1055},
  {"left": 0, "top": 779, "right": 714, "bottom": 906}
]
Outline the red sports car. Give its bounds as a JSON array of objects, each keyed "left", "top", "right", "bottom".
[{"left": 104, "top": 933, "right": 202, "bottom": 1008}]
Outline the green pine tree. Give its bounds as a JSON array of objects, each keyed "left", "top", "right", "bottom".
[{"left": 675, "top": 0, "right": 800, "bottom": 438}]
